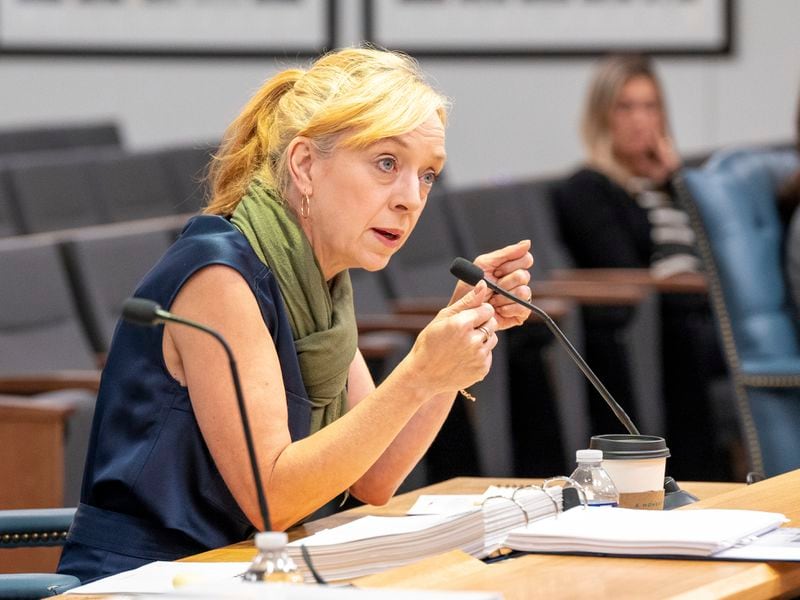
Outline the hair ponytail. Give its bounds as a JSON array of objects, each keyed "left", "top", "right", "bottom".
[
  {"left": 203, "top": 48, "right": 447, "bottom": 216},
  {"left": 205, "top": 69, "right": 304, "bottom": 216}
]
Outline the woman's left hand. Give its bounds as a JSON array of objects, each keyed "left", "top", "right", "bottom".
[{"left": 449, "top": 240, "right": 533, "bottom": 330}]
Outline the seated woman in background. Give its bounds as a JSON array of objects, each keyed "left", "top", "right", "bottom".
[
  {"left": 553, "top": 54, "right": 728, "bottom": 480},
  {"left": 555, "top": 54, "right": 698, "bottom": 276},
  {"left": 58, "top": 47, "right": 534, "bottom": 582}
]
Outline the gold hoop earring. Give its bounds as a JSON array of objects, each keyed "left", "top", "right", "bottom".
[{"left": 301, "top": 194, "right": 310, "bottom": 218}]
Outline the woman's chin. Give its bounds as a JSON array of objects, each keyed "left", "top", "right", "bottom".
[{"left": 358, "top": 254, "right": 392, "bottom": 273}]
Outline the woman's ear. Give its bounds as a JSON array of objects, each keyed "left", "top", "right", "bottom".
[{"left": 286, "top": 137, "right": 315, "bottom": 195}]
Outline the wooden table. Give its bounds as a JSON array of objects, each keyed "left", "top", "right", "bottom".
[{"left": 187, "top": 473, "right": 800, "bottom": 599}]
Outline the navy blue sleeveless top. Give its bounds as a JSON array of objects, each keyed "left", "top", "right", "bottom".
[{"left": 58, "top": 216, "right": 312, "bottom": 582}]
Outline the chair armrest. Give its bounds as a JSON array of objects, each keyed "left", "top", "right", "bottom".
[
  {"left": 357, "top": 314, "right": 432, "bottom": 335},
  {"left": 358, "top": 332, "right": 413, "bottom": 362},
  {"left": 392, "top": 281, "right": 650, "bottom": 314},
  {"left": 0, "top": 508, "right": 76, "bottom": 548},
  {"left": 0, "top": 398, "right": 81, "bottom": 510},
  {"left": 391, "top": 296, "right": 576, "bottom": 325},
  {"left": 525, "top": 297, "right": 574, "bottom": 323},
  {"left": 0, "top": 371, "right": 101, "bottom": 395},
  {"left": 740, "top": 356, "right": 800, "bottom": 387},
  {"left": 550, "top": 268, "right": 708, "bottom": 295},
  {"left": 532, "top": 280, "right": 649, "bottom": 306},
  {"left": 0, "top": 573, "right": 81, "bottom": 597},
  {"left": 0, "top": 397, "right": 77, "bottom": 422},
  {"left": 390, "top": 298, "right": 446, "bottom": 316}
]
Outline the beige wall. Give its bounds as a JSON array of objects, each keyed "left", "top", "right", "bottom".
[{"left": 1, "top": 0, "right": 797, "bottom": 188}]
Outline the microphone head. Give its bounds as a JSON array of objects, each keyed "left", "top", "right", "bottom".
[
  {"left": 121, "top": 297, "right": 163, "bottom": 326},
  {"left": 450, "top": 257, "right": 485, "bottom": 286}
]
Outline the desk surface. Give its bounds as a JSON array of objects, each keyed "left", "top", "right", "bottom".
[{"left": 187, "top": 474, "right": 800, "bottom": 599}]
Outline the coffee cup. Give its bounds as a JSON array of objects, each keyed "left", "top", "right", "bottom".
[{"left": 589, "top": 434, "right": 670, "bottom": 510}]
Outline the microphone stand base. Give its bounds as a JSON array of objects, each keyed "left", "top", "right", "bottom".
[{"left": 663, "top": 476, "right": 699, "bottom": 510}]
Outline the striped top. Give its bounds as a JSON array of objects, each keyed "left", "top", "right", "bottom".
[{"left": 630, "top": 178, "right": 701, "bottom": 278}]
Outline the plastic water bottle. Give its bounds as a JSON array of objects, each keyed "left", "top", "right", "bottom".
[
  {"left": 243, "top": 531, "right": 304, "bottom": 583},
  {"left": 569, "top": 449, "right": 619, "bottom": 507}
]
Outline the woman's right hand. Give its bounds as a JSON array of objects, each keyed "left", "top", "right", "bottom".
[
  {"left": 402, "top": 280, "right": 498, "bottom": 396},
  {"left": 634, "top": 131, "right": 681, "bottom": 184}
]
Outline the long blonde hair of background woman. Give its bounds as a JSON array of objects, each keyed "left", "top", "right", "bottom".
[{"left": 581, "top": 54, "right": 671, "bottom": 188}]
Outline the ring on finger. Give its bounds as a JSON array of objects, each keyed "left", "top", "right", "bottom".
[{"left": 477, "top": 325, "right": 491, "bottom": 344}]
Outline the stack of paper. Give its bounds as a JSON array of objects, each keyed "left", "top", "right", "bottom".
[
  {"left": 287, "top": 510, "right": 485, "bottom": 582},
  {"left": 479, "top": 485, "right": 563, "bottom": 556},
  {"left": 505, "top": 507, "right": 788, "bottom": 557},
  {"left": 407, "top": 484, "right": 563, "bottom": 557}
]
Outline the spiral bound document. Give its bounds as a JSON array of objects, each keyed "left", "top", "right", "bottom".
[{"left": 286, "top": 485, "right": 563, "bottom": 582}]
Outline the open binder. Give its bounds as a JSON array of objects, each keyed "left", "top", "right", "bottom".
[{"left": 504, "top": 506, "right": 791, "bottom": 559}]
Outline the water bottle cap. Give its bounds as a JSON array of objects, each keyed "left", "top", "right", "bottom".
[
  {"left": 254, "top": 531, "right": 288, "bottom": 550},
  {"left": 576, "top": 449, "right": 603, "bottom": 462}
]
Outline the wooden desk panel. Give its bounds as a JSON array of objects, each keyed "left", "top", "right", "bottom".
[{"left": 0, "top": 399, "right": 72, "bottom": 573}]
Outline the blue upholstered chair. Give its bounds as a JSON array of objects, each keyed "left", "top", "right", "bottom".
[
  {"left": 676, "top": 147, "right": 800, "bottom": 477},
  {"left": 0, "top": 508, "right": 79, "bottom": 598}
]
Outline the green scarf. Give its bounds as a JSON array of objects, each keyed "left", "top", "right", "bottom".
[{"left": 231, "top": 180, "right": 357, "bottom": 434}]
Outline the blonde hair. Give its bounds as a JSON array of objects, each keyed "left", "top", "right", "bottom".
[
  {"left": 581, "top": 54, "right": 670, "bottom": 186},
  {"left": 205, "top": 47, "right": 449, "bottom": 216}
]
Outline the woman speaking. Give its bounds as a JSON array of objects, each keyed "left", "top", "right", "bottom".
[{"left": 58, "top": 47, "right": 533, "bottom": 582}]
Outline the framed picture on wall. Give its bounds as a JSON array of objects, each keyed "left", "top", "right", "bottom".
[
  {"left": 0, "top": 0, "right": 336, "bottom": 57},
  {"left": 364, "top": 0, "right": 733, "bottom": 58}
]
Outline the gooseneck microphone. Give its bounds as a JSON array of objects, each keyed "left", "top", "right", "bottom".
[
  {"left": 121, "top": 297, "right": 271, "bottom": 531},
  {"left": 450, "top": 257, "right": 640, "bottom": 437}
]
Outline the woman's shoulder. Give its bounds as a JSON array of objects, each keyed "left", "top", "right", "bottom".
[
  {"left": 553, "top": 166, "right": 625, "bottom": 210},
  {"left": 560, "top": 166, "right": 616, "bottom": 192},
  {"left": 176, "top": 215, "right": 247, "bottom": 251},
  {"left": 137, "top": 215, "right": 278, "bottom": 313},
  {"left": 171, "top": 215, "right": 267, "bottom": 274}
]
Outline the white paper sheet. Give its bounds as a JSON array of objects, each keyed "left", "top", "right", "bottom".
[
  {"left": 65, "top": 561, "right": 503, "bottom": 599},
  {"left": 714, "top": 527, "right": 800, "bottom": 561},
  {"left": 64, "top": 561, "right": 251, "bottom": 595},
  {"left": 288, "top": 513, "right": 478, "bottom": 547},
  {"left": 407, "top": 494, "right": 483, "bottom": 515}
]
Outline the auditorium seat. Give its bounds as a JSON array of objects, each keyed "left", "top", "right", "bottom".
[
  {"left": 443, "top": 180, "right": 664, "bottom": 441},
  {"left": 0, "top": 121, "right": 120, "bottom": 156},
  {"left": 0, "top": 235, "right": 99, "bottom": 510},
  {"left": 383, "top": 191, "right": 564, "bottom": 478},
  {"left": 88, "top": 151, "right": 180, "bottom": 222},
  {"left": 156, "top": 144, "right": 216, "bottom": 214},
  {"left": 350, "top": 268, "right": 418, "bottom": 382},
  {"left": 0, "top": 169, "right": 21, "bottom": 237},
  {"left": 4, "top": 147, "right": 198, "bottom": 235},
  {"left": 61, "top": 219, "right": 179, "bottom": 355},
  {"left": 0, "top": 235, "right": 98, "bottom": 374},
  {"left": 0, "top": 507, "right": 79, "bottom": 592},
  {"left": 677, "top": 146, "right": 800, "bottom": 477},
  {"left": 4, "top": 149, "right": 108, "bottom": 234}
]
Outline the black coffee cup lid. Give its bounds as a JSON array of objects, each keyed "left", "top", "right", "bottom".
[{"left": 590, "top": 434, "right": 671, "bottom": 459}]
